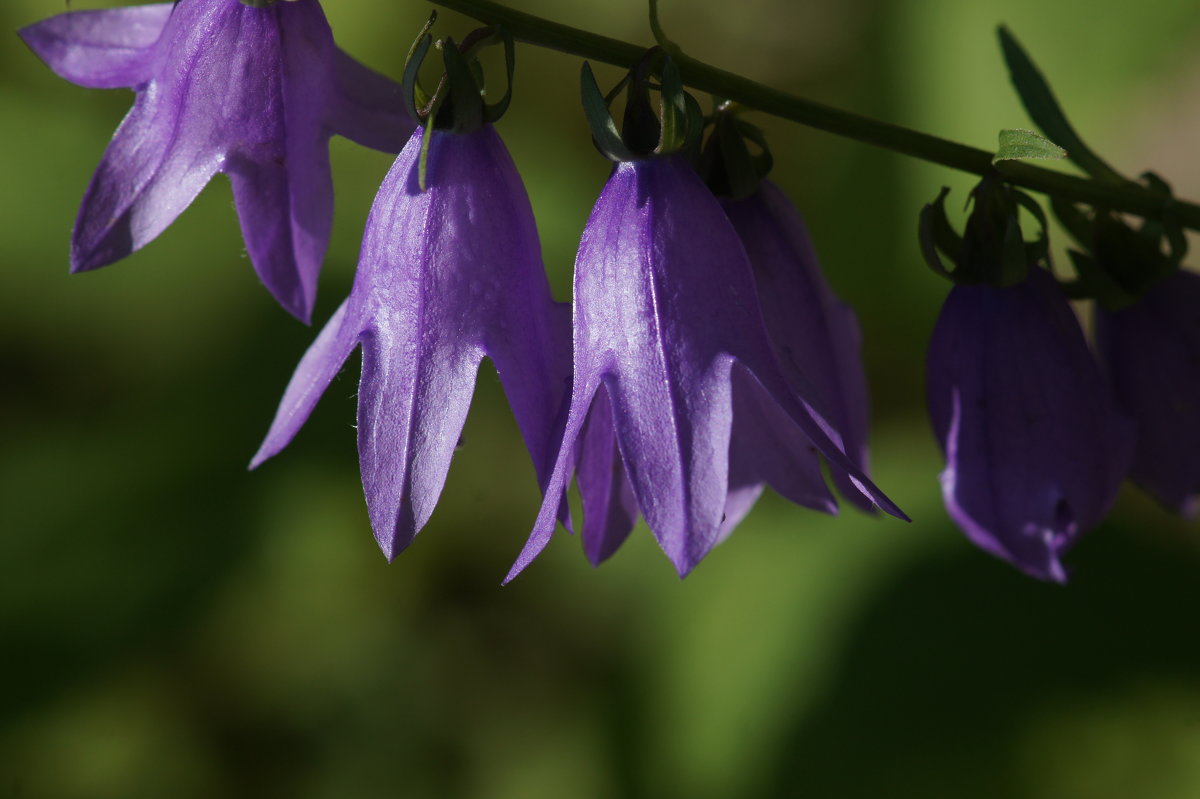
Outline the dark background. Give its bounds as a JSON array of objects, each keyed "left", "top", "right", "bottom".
[{"left": 3, "top": 0, "right": 1200, "bottom": 796}]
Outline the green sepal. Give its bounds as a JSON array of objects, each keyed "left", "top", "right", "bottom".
[
  {"left": 239, "top": 0, "right": 278, "bottom": 7},
  {"left": 580, "top": 62, "right": 637, "bottom": 163},
  {"left": 401, "top": 18, "right": 435, "bottom": 124},
  {"left": 656, "top": 56, "right": 696, "bottom": 155},
  {"left": 997, "top": 26, "right": 1126, "bottom": 185},
  {"left": 441, "top": 37, "right": 483, "bottom": 134},
  {"left": 1138, "top": 171, "right": 1188, "bottom": 266},
  {"left": 1010, "top": 188, "right": 1050, "bottom": 276},
  {"left": 696, "top": 105, "right": 774, "bottom": 199},
  {"left": 918, "top": 178, "right": 1046, "bottom": 286},
  {"left": 484, "top": 27, "right": 516, "bottom": 123},
  {"left": 1064, "top": 249, "right": 1138, "bottom": 310},
  {"left": 458, "top": 26, "right": 515, "bottom": 124},
  {"left": 735, "top": 119, "right": 773, "bottom": 184},
  {"left": 714, "top": 115, "right": 759, "bottom": 199},
  {"left": 1052, "top": 195, "right": 1183, "bottom": 307},
  {"left": 1049, "top": 198, "right": 1093, "bottom": 248},
  {"left": 999, "top": 214, "right": 1030, "bottom": 286},
  {"left": 992, "top": 128, "right": 1067, "bottom": 164},
  {"left": 621, "top": 50, "right": 662, "bottom": 156},
  {"left": 918, "top": 187, "right": 958, "bottom": 281},
  {"left": 417, "top": 89, "right": 448, "bottom": 192}
]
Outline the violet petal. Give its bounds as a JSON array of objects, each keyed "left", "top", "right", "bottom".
[
  {"left": 18, "top": 4, "right": 172, "bottom": 89},
  {"left": 927, "top": 267, "right": 1135, "bottom": 581},
  {"left": 1096, "top": 269, "right": 1200, "bottom": 515}
]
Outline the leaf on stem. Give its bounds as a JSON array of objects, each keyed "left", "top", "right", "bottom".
[
  {"left": 992, "top": 128, "right": 1066, "bottom": 164},
  {"left": 997, "top": 26, "right": 1125, "bottom": 184}
]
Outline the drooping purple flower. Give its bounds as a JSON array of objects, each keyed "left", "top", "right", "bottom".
[
  {"left": 722, "top": 180, "right": 875, "bottom": 516},
  {"left": 926, "top": 266, "right": 1134, "bottom": 582},
  {"left": 250, "top": 126, "right": 570, "bottom": 559},
  {"left": 1095, "top": 269, "right": 1200, "bottom": 516},
  {"left": 20, "top": 0, "right": 413, "bottom": 321},
  {"left": 509, "top": 156, "right": 906, "bottom": 580}
]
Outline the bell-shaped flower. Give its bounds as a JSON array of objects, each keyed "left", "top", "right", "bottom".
[
  {"left": 721, "top": 180, "right": 875, "bottom": 519},
  {"left": 571, "top": 178, "right": 865, "bottom": 567},
  {"left": 250, "top": 126, "right": 570, "bottom": 559},
  {"left": 926, "top": 266, "right": 1134, "bottom": 582},
  {"left": 1095, "top": 269, "right": 1200, "bottom": 516},
  {"left": 509, "top": 155, "right": 906, "bottom": 580},
  {"left": 20, "top": 0, "right": 413, "bottom": 321}
]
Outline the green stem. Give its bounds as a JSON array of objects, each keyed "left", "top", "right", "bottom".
[{"left": 430, "top": 0, "right": 1200, "bottom": 230}]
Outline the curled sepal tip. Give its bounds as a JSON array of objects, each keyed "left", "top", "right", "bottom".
[
  {"left": 1050, "top": 175, "right": 1186, "bottom": 309},
  {"left": 918, "top": 175, "right": 1048, "bottom": 288},
  {"left": 697, "top": 103, "right": 774, "bottom": 200},
  {"left": 401, "top": 14, "right": 517, "bottom": 185},
  {"left": 579, "top": 48, "right": 702, "bottom": 163}
]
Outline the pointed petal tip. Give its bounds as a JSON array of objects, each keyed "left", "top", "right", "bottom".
[
  {"left": 69, "top": 243, "right": 116, "bottom": 274},
  {"left": 374, "top": 533, "right": 400, "bottom": 565},
  {"left": 270, "top": 288, "right": 315, "bottom": 325},
  {"left": 501, "top": 558, "right": 529, "bottom": 586},
  {"left": 672, "top": 558, "right": 697, "bottom": 580},
  {"left": 848, "top": 474, "right": 910, "bottom": 522}
]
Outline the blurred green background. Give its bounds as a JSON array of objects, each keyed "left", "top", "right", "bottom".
[{"left": 4, "top": 0, "right": 1200, "bottom": 796}]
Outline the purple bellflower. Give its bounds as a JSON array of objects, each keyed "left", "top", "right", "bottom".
[
  {"left": 1095, "top": 269, "right": 1200, "bottom": 516},
  {"left": 508, "top": 155, "right": 906, "bottom": 580},
  {"left": 250, "top": 126, "right": 570, "bottom": 560},
  {"left": 926, "top": 266, "right": 1135, "bottom": 582},
  {"left": 20, "top": 0, "right": 414, "bottom": 321},
  {"left": 568, "top": 179, "right": 869, "bottom": 567},
  {"left": 722, "top": 181, "right": 876, "bottom": 519}
]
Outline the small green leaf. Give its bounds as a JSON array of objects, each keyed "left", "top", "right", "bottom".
[
  {"left": 992, "top": 128, "right": 1067, "bottom": 164},
  {"left": 997, "top": 27, "right": 1125, "bottom": 184}
]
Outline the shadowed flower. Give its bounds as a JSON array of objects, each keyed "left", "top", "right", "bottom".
[
  {"left": 926, "top": 266, "right": 1134, "bottom": 582},
  {"left": 20, "top": 0, "right": 413, "bottom": 321},
  {"left": 509, "top": 155, "right": 906, "bottom": 580},
  {"left": 1095, "top": 269, "right": 1200, "bottom": 516},
  {"left": 250, "top": 126, "right": 570, "bottom": 560},
  {"left": 722, "top": 180, "right": 876, "bottom": 519}
]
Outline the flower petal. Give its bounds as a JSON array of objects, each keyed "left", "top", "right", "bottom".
[
  {"left": 329, "top": 48, "right": 414, "bottom": 153},
  {"left": 356, "top": 323, "right": 483, "bottom": 561},
  {"left": 927, "top": 268, "right": 1134, "bottom": 581},
  {"left": 351, "top": 127, "right": 567, "bottom": 560},
  {"left": 225, "top": 136, "right": 332, "bottom": 322},
  {"left": 19, "top": 4, "right": 172, "bottom": 89},
  {"left": 250, "top": 299, "right": 360, "bottom": 469},
  {"left": 1096, "top": 269, "right": 1200, "bottom": 515},
  {"left": 727, "top": 367, "right": 838, "bottom": 522},
  {"left": 69, "top": 2, "right": 289, "bottom": 273},
  {"left": 71, "top": 96, "right": 223, "bottom": 273},
  {"left": 576, "top": 385, "right": 638, "bottom": 566},
  {"left": 723, "top": 181, "right": 874, "bottom": 513}
]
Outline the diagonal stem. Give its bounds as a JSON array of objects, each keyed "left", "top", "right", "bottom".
[{"left": 429, "top": 0, "right": 1200, "bottom": 230}]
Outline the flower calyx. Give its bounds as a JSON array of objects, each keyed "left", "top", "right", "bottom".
[
  {"left": 696, "top": 101, "right": 773, "bottom": 200},
  {"left": 402, "top": 12, "right": 515, "bottom": 189},
  {"left": 1052, "top": 173, "right": 1188, "bottom": 311},
  {"left": 580, "top": 47, "right": 703, "bottom": 163},
  {"left": 919, "top": 172, "right": 1049, "bottom": 287}
]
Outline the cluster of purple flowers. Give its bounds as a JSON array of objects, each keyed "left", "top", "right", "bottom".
[
  {"left": 921, "top": 179, "right": 1198, "bottom": 581},
  {"left": 22, "top": 0, "right": 1197, "bottom": 583}
]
